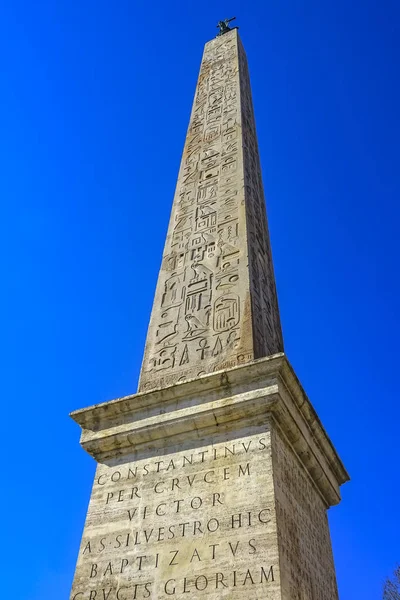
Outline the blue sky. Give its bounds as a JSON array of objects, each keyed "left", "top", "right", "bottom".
[{"left": 1, "top": 1, "right": 399, "bottom": 598}]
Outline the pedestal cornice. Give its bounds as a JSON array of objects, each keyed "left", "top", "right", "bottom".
[{"left": 70, "top": 353, "right": 349, "bottom": 508}]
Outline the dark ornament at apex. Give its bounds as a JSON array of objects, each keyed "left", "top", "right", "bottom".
[{"left": 216, "top": 17, "right": 238, "bottom": 36}]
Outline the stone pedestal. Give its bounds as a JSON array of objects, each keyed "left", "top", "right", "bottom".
[{"left": 70, "top": 354, "right": 348, "bottom": 600}]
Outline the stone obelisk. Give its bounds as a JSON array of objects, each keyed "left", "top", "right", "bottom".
[
  {"left": 137, "top": 26, "right": 283, "bottom": 393},
  {"left": 70, "top": 24, "right": 349, "bottom": 600}
]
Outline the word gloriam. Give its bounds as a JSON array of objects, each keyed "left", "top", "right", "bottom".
[{"left": 72, "top": 565, "right": 275, "bottom": 599}]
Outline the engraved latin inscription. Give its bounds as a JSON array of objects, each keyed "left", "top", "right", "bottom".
[{"left": 70, "top": 433, "right": 280, "bottom": 600}]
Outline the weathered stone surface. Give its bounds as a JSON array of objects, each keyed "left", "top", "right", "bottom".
[
  {"left": 138, "top": 29, "right": 283, "bottom": 393},
  {"left": 69, "top": 355, "right": 349, "bottom": 599},
  {"left": 273, "top": 427, "right": 340, "bottom": 599},
  {"left": 69, "top": 28, "right": 349, "bottom": 600}
]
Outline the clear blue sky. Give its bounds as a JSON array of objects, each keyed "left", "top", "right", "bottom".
[{"left": 1, "top": 1, "right": 399, "bottom": 598}]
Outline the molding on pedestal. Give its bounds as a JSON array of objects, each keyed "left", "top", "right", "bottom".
[{"left": 71, "top": 353, "right": 349, "bottom": 507}]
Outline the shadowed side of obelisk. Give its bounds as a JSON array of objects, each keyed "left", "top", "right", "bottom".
[{"left": 237, "top": 37, "right": 284, "bottom": 359}]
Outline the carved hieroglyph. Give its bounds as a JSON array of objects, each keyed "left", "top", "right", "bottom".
[{"left": 138, "top": 29, "right": 283, "bottom": 392}]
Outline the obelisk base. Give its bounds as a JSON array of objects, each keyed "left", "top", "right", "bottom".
[{"left": 70, "top": 354, "right": 348, "bottom": 600}]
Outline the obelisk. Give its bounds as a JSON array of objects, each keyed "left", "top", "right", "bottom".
[
  {"left": 138, "top": 24, "right": 283, "bottom": 393},
  {"left": 70, "top": 23, "right": 349, "bottom": 600}
]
